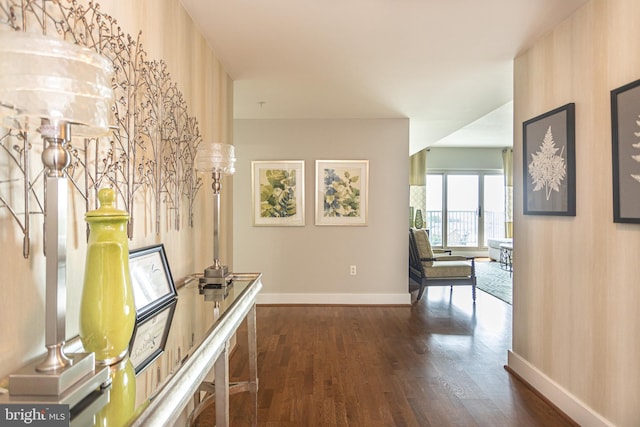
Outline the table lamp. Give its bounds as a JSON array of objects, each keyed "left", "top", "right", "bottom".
[
  {"left": 196, "top": 142, "right": 236, "bottom": 288},
  {"left": 0, "top": 30, "right": 114, "bottom": 402}
]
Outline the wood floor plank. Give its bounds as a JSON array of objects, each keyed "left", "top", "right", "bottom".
[{"left": 195, "top": 288, "right": 577, "bottom": 426}]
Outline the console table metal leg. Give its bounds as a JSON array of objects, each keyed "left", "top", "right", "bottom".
[
  {"left": 215, "top": 341, "right": 230, "bottom": 426},
  {"left": 248, "top": 304, "right": 258, "bottom": 426}
]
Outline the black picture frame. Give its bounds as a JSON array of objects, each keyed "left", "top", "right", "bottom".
[
  {"left": 129, "top": 244, "right": 177, "bottom": 320},
  {"left": 522, "top": 103, "right": 576, "bottom": 216},
  {"left": 611, "top": 79, "right": 640, "bottom": 223},
  {"left": 128, "top": 299, "right": 176, "bottom": 374}
]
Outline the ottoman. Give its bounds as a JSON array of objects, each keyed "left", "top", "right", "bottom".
[{"left": 487, "top": 238, "right": 512, "bottom": 261}]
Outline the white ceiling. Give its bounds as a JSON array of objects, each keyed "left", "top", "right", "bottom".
[{"left": 178, "top": 0, "right": 589, "bottom": 154}]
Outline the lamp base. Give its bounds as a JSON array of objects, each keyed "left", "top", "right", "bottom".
[
  {"left": 7, "top": 352, "right": 109, "bottom": 408},
  {"left": 199, "top": 264, "right": 232, "bottom": 288},
  {"left": 200, "top": 283, "right": 231, "bottom": 301}
]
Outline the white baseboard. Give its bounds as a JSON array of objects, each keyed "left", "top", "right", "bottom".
[
  {"left": 507, "top": 350, "right": 614, "bottom": 427},
  {"left": 257, "top": 292, "right": 411, "bottom": 305}
]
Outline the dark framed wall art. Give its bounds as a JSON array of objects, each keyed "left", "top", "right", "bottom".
[
  {"left": 128, "top": 244, "right": 178, "bottom": 373},
  {"left": 128, "top": 299, "right": 176, "bottom": 374},
  {"left": 611, "top": 79, "right": 640, "bottom": 223},
  {"left": 129, "top": 244, "right": 177, "bottom": 319},
  {"left": 522, "top": 103, "right": 576, "bottom": 216}
]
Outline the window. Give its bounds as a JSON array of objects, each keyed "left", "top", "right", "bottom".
[{"left": 426, "top": 172, "right": 505, "bottom": 248}]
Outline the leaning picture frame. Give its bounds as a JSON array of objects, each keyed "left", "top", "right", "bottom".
[
  {"left": 128, "top": 299, "right": 176, "bottom": 374},
  {"left": 611, "top": 79, "right": 640, "bottom": 223},
  {"left": 315, "top": 160, "right": 369, "bottom": 226},
  {"left": 129, "top": 244, "right": 177, "bottom": 320},
  {"left": 252, "top": 160, "right": 305, "bottom": 226},
  {"left": 522, "top": 103, "right": 576, "bottom": 216}
]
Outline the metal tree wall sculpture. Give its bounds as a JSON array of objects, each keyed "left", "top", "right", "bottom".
[{"left": 0, "top": 0, "right": 203, "bottom": 257}]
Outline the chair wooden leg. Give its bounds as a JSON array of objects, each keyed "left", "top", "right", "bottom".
[
  {"left": 416, "top": 283, "right": 426, "bottom": 301},
  {"left": 472, "top": 285, "right": 476, "bottom": 302}
]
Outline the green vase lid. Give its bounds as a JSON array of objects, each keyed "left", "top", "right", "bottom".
[{"left": 86, "top": 188, "right": 129, "bottom": 219}]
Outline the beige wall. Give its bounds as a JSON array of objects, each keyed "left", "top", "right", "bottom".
[
  {"left": 233, "top": 119, "right": 410, "bottom": 304},
  {"left": 0, "top": 0, "right": 232, "bottom": 381},
  {"left": 511, "top": 0, "right": 640, "bottom": 425}
]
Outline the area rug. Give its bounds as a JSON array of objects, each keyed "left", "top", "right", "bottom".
[{"left": 475, "top": 259, "right": 512, "bottom": 304}]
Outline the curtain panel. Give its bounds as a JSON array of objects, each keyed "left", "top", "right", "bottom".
[{"left": 502, "top": 148, "right": 513, "bottom": 238}]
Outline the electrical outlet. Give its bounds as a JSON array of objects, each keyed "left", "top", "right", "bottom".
[{"left": 350, "top": 265, "right": 357, "bottom": 275}]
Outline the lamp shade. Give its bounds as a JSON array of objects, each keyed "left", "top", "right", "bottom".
[
  {"left": 196, "top": 142, "right": 236, "bottom": 174},
  {"left": 0, "top": 30, "right": 115, "bottom": 137}
]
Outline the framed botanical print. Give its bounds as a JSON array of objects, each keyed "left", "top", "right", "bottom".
[
  {"left": 252, "top": 160, "right": 305, "bottom": 226},
  {"left": 611, "top": 79, "right": 640, "bottom": 223},
  {"left": 522, "top": 103, "right": 576, "bottom": 216},
  {"left": 315, "top": 160, "right": 369, "bottom": 226}
]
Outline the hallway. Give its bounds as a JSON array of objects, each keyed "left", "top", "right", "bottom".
[{"left": 199, "top": 288, "right": 575, "bottom": 426}]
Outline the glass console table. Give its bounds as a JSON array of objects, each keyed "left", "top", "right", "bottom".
[{"left": 1, "top": 272, "right": 262, "bottom": 427}]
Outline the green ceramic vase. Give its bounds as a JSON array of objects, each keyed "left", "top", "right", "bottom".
[
  {"left": 414, "top": 209, "right": 424, "bottom": 229},
  {"left": 79, "top": 188, "right": 136, "bottom": 365},
  {"left": 95, "top": 357, "right": 136, "bottom": 426},
  {"left": 409, "top": 206, "right": 414, "bottom": 228}
]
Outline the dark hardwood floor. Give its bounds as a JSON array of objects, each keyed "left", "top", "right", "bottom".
[{"left": 196, "top": 287, "right": 576, "bottom": 426}]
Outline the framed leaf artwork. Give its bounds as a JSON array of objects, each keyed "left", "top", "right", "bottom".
[
  {"left": 315, "top": 160, "right": 369, "bottom": 226},
  {"left": 522, "top": 103, "right": 576, "bottom": 216},
  {"left": 252, "top": 160, "right": 305, "bottom": 226},
  {"left": 611, "top": 79, "right": 640, "bottom": 223}
]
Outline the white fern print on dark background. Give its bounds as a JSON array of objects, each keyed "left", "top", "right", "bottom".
[
  {"left": 631, "top": 114, "right": 640, "bottom": 183},
  {"left": 528, "top": 126, "right": 566, "bottom": 200}
]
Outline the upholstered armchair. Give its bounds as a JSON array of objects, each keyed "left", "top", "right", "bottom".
[{"left": 408, "top": 228, "right": 477, "bottom": 302}]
